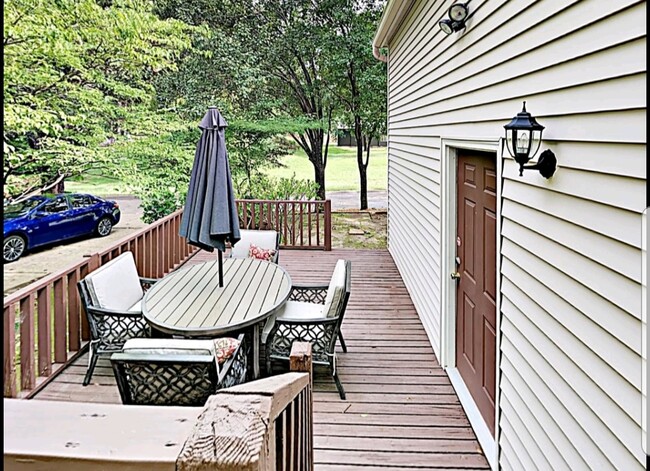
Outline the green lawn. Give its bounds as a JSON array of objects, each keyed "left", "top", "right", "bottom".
[
  {"left": 67, "top": 145, "right": 388, "bottom": 195},
  {"left": 66, "top": 172, "right": 129, "bottom": 196},
  {"left": 265, "top": 146, "right": 387, "bottom": 191}
]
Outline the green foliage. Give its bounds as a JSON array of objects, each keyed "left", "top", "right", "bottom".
[
  {"left": 3, "top": 0, "right": 197, "bottom": 199},
  {"left": 106, "top": 120, "right": 198, "bottom": 223},
  {"left": 235, "top": 174, "right": 319, "bottom": 201}
]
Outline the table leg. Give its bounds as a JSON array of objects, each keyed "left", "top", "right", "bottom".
[{"left": 252, "top": 323, "right": 260, "bottom": 379}]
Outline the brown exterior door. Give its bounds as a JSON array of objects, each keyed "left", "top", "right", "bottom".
[{"left": 455, "top": 150, "right": 497, "bottom": 435}]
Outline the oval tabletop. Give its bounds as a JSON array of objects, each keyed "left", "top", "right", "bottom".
[{"left": 142, "top": 257, "right": 292, "bottom": 337}]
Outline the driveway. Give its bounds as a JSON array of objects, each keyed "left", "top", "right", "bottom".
[
  {"left": 3, "top": 196, "right": 146, "bottom": 296},
  {"left": 328, "top": 190, "right": 387, "bottom": 211}
]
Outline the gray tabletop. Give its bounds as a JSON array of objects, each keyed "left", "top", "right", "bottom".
[{"left": 143, "top": 257, "right": 292, "bottom": 337}]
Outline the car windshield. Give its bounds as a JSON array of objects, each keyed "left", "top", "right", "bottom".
[{"left": 4, "top": 198, "right": 45, "bottom": 218}]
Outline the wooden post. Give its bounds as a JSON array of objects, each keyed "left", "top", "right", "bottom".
[
  {"left": 324, "top": 199, "right": 332, "bottom": 251},
  {"left": 289, "top": 342, "right": 312, "bottom": 389},
  {"left": 290, "top": 342, "right": 313, "bottom": 471}
]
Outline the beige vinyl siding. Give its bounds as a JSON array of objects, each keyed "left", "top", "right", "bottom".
[{"left": 385, "top": 0, "right": 646, "bottom": 469}]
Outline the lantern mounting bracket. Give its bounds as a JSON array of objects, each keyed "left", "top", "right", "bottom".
[{"left": 520, "top": 149, "right": 557, "bottom": 179}]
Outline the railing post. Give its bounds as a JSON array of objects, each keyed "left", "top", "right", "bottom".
[
  {"left": 290, "top": 342, "right": 313, "bottom": 471},
  {"left": 324, "top": 199, "right": 332, "bottom": 251}
]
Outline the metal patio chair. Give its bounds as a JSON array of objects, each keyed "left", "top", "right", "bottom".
[
  {"left": 77, "top": 251, "right": 158, "bottom": 386},
  {"left": 230, "top": 229, "right": 281, "bottom": 263},
  {"left": 110, "top": 334, "right": 248, "bottom": 406},
  {"left": 263, "top": 259, "right": 351, "bottom": 399}
]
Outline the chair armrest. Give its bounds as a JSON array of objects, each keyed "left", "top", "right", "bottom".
[
  {"left": 289, "top": 285, "right": 328, "bottom": 303},
  {"left": 217, "top": 333, "right": 248, "bottom": 386},
  {"left": 139, "top": 277, "right": 159, "bottom": 291}
]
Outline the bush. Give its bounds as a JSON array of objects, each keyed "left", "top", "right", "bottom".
[{"left": 235, "top": 174, "right": 319, "bottom": 201}]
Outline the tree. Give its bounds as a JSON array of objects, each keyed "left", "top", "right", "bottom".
[
  {"left": 155, "top": 0, "right": 334, "bottom": 200},
  {"left": 3, "top": 0, "right": 196, "bottom": 201},
  {"left": 320, "top": 0, "right": 387, "bottom": 209}
]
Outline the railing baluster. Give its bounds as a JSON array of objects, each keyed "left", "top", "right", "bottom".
[
  {"left": 157, "top": 225, "right": 164, "bottom": 278},
  {"left": 299, "top": 202, "right": 304, "bottom": 247},
  {"left": 67, "top": 270, "right": 80, "bottom": 352},
  {"left": 19, "top": 294, "right": 35, "bottom": 391},
  {"left": 316, "top": 202, "right": 321, "bottom": 247},
  {"left": 4, "top": 304, "right": 17, "bottom": 397},
  {"left": 308, "top": 202, "right": 312, "bottom": 247},
  {"left": 37, "top": 285, "right": 52, "bottom": 377},
  {"left": 54, "top": 278, "right": 67, "bottom": 362},
  {"left": 291, "top": 202, "right": 296, "bottom": 246}
]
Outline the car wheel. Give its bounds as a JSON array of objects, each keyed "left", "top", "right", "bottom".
[
  {"left": 4, "top": 235, "right": 26, "bottom": 263},
  {"left": 96, "top": 217, "right": 113, "bottom": 237}
]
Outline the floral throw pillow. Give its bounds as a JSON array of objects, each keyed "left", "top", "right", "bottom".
[
  {"left": 249, "top": 243, "right": 276, "bottom": 262},
  {"left": 213, "top": 337, "right": 240, "bottom": 364}
]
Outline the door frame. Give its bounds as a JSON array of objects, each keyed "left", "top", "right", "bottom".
[{"left": 440, "top": 137, "right": 504, "bottom": 471}]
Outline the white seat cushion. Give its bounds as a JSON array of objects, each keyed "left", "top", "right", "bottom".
[
  {"left": 86, "top": 252, "right": 143, "bottom": 311},
  {"left": 127, "top": 300, "right": 142, "bottom": 313},
  {"left": 323, "top": 260, "right": 347, "bottom": 318},
  {"left": 123, "top": 337, "right": 240, "bottom": 366},
  {"left": 123, "top": 338, "right": 216, "bottom": 356},
  {"left": 231, "top": 230, "right": 278, "bottom": 258},
  {"left": 261, "top": 301, "right": 324, "bottom": 343}
]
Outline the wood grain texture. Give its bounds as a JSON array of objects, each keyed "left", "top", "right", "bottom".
[
  {"left": 143, "top": 258, "right": 291, "bottom": 336},
  {"left": 32, "top": 248, "right": 488, "bottom": 469}
]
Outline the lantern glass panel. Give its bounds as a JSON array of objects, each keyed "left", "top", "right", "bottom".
[
  {"left": 515, "top": 129, "right": 532, "bottom": 156},
  {"left": 529, "top": 130, "right": 542, "bottom": 159}
]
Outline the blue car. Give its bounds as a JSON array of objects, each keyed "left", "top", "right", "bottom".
[{"left": 3, "top": 193, "right": 121, "bottom": 262}]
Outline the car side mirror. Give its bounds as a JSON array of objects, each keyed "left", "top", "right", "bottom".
[{"left": 31, "top": 211, "right": 48, "bottom": 219}]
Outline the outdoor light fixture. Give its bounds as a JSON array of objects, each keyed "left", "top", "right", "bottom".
[
  {"left": 504, "top": 101, "right": 557, "bottom": 179},
  {"left": 439, "top": 2, "right": 469, "bottom": 34}
]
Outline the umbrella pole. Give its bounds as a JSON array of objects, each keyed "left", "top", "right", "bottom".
[{"left": 218, "top": 250, "right": 224, "bottom": 287}]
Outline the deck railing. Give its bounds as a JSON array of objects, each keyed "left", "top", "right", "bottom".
[
  {"left": 3, "top": 209, "right": 197, "bottom": 399},
  {"left": 4, "top": 200, "right": 331, "bottom": 399},
  {"left": 236, "top": 199, "right": 331, "bottom": 251},
  {"left": 4, "top": 343, "right": 314, "bottom": 471}
]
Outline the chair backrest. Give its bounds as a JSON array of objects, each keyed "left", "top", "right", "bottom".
[
  {"left": 231, "top": 229, "right": 280, "bottom": 259},
  {"left": 323, "top": 259, "right": 351, "bottom": 318},
  {"left": 111, "top": 338, "right": 220, "bottom": 406},
  {"left": 84, "top": 252, "right": 143, "bottom": 311}
]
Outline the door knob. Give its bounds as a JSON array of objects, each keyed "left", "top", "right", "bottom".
[{"left": 450, "top": 272, "right": 461, "bottom": 280}]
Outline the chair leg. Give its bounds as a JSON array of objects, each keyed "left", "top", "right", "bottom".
[
  {"left": 338, "top": 331, "right": 348, "bottom": 353},
  {"left": 333, "top": 369, "right": 346, "bottom": 400},
  {"left": 83, "top": 346, "right": 99, "bottom": 386}
]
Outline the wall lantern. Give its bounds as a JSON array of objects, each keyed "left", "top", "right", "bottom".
[
  {"left": 439, "top": 2, "right": 469, "bottom": 34},
  {"left": 504, "top": 101, "right": 557, "bottom": 179}
]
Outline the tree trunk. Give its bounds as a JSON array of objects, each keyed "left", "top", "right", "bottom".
[
  {"left": 354, "top": 117, "right": 367, "bottom": 210},
  {"left": 313, "top": 158, "right": 326, "bottom": 200},
  {"left": 55, "top": 178, "right": 65, "bottom": 194}
]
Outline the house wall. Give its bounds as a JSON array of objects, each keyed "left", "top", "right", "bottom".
[{"left": 385, "top": 0, "right": 646, "bottom": 469}]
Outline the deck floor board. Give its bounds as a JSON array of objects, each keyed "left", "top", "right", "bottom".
[{"left": 33, "top": 248, "right": 489, "bottom": 469}]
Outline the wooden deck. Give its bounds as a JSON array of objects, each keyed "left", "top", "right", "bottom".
[{"left": 33, "top": 248, "right": 489, "bottom": 470}]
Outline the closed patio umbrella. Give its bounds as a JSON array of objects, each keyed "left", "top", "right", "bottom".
[{"left": 179, "top": 107, "right": 240, "bottom": 287}]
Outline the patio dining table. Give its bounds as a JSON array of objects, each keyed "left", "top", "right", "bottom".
[{"left": 142, "top": 257, "right": 292, "bottom": 378}]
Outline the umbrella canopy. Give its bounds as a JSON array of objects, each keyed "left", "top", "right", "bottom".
[{"left": 179, "top": 107, "right": 241, "bottom": 284}]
